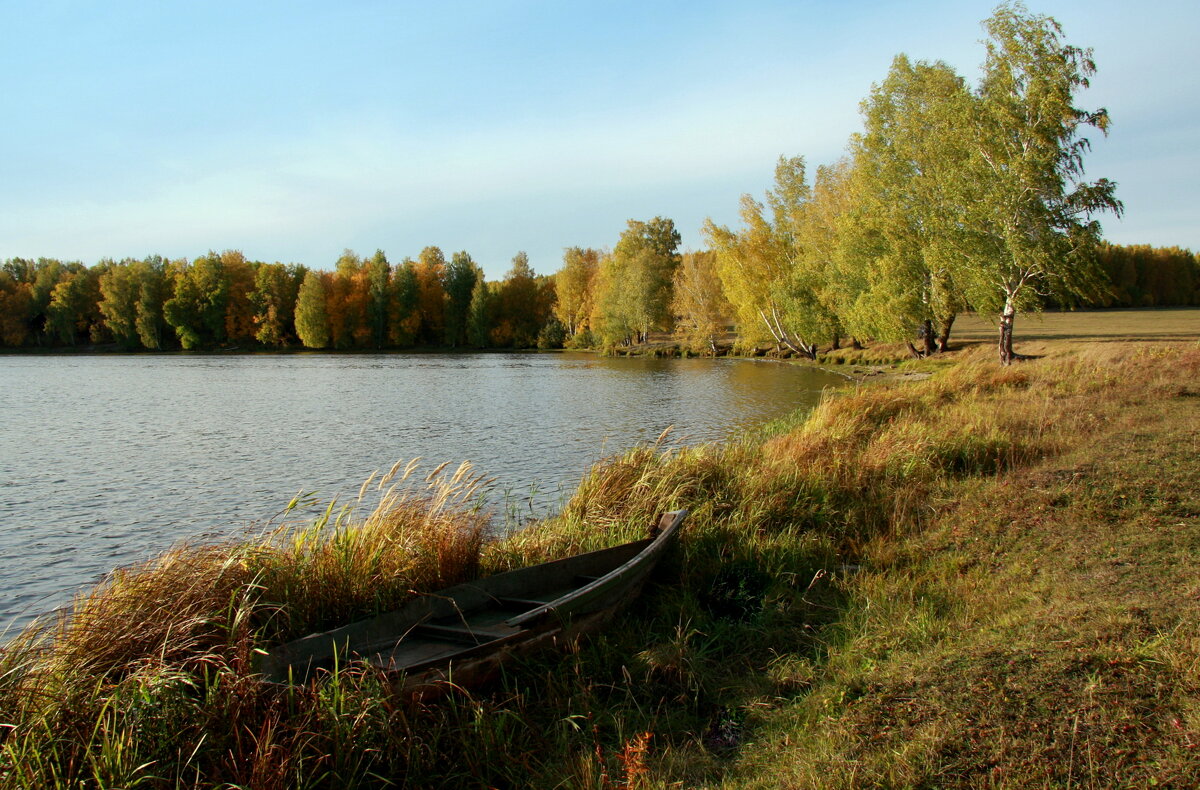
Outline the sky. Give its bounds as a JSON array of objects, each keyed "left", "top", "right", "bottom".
[{"left": 2, "top": 0, "right": 1197, "bottom": 280}]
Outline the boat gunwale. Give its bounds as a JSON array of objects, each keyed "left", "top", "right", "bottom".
[
  {"left": 259, "top": 509, "right": 686, "bottom": 684},
  {"left": 503, "top": 508, "right": 686, "bottom": 628}
]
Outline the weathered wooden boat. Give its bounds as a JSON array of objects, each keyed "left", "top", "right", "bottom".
[{"left": 258, "top": 509, "right": 686, "bottom": 693}]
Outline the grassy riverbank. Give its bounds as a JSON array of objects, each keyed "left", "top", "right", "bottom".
[{"left": 2, "top": 339, "right": 1198, "bottom": 787}]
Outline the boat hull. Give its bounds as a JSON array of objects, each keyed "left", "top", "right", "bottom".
[{"left": 258, "top": 509, "right": 686, "bottom": 694}]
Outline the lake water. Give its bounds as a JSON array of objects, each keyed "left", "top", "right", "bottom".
[{"left": 0, "top": 352, "right": 843, "bottom": 629}]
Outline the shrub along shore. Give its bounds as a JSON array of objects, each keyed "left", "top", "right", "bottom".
[{"left": 2, "top": 339, "right": 1198, "bottom": 788}]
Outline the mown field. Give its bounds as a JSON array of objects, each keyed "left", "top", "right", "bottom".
[
  {"left": 1, "top": 316, "right": 1197, "bottom": 788},
  {"left": 949, "top": 307, "right": 1200, "bottom": 344}
]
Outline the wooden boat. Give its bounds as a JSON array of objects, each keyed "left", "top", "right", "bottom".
[{"left": 258, "top": 509, "right": 686, "bottom": 693}]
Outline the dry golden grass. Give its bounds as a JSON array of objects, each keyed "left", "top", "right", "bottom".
[
  {"left": 950, "top": 306, "right": 1200, "bottom": 343},
  {"left": 254, "top": 459, "right": 491, "bottom": 639},
  {"left": 0, "top": 459, "right": 494, "bottom": 788},
  {"left": 724, "top": 342, "right": 1200, "bottom": 789}
]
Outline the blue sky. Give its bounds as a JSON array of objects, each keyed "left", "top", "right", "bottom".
[{"left": 2, "top": 0, "right": 1196, "bottom": 280}]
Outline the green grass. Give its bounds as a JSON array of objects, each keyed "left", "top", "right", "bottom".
[
  {"left": 727, "top": 343, "right": 1200, "bottom": 788},
  {"left": 2, "top": 340, "right": 1199, "bottom": 787}
]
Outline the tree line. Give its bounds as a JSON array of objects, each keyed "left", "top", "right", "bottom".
[
  {"left": 2, "top": 231, "right": 1188, "bottom": 357},
  {"left": 0, "top": 248, "right": 558, "bottom": 352},
  {"left": 0, "top": 215, "right": 693, "bottom": 354},
  {"left": 2, "top": 4, "right": 1197, "bottom": 360}
]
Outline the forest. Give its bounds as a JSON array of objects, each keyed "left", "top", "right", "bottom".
[{"left": 1, "top": 4, "right": 1197, "bottom": 362}]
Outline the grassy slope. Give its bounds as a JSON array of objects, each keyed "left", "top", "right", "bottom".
[{"left": 729, "top": 345, "right": 1200, "bottom": 788}]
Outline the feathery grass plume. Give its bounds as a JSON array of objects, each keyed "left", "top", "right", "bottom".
[{"left": 250, "top": 458, "right": 492, "bottom": 641}]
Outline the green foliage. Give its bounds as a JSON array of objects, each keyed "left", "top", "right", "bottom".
[
  {"left": 564, "top": 326, "right": 595, "bottom": 349},
  {"left": 31, "top": 258, "right": 70, "bottom": 338},
  {"left": 160, "top": 271, "right": 197, "bottom": 349},
  {"left": 843, "top": 56, "right": 971, "bottom": 349},
  {"left": 536, "top": 317, "right": 566, "bottom": 349},
  {"left": 294, "top": 270, "right": 331, "bottom": 349},
  {"left": 466, "top": 274, "right": 495, "bottom": 348},
  {"left": 388, "top": 258, "right": 420, "bottom": 347},
  {"left": 97, "top": 259, "right": 142, "bottom": 349},
  {"left": 365, "top": 249, "right": 391, "bottom": 348},
  {"left": 1096, "top": 243, "right": 1200, "bottom": 306},
  {"left": 250, "top": 262, "right": 305, "bottom": 347},
  {"left": 163, "top": 253, "right": 230, "bottom": 349},
  {"left": 593, "top": 218, "right": 681, "bottom": 348},
  {"left": 960, "top": 2, "right": 1122, "bottom": 360},
  {"left": 444, "top": 251, "right": 480, "bottom": 348}
]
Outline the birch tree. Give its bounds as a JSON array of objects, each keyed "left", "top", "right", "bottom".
[
  {"left": 554, "top": 247, "right": 600, "bottom": 337},
  {"left": 960, "top": 2, "right": 1121, "bottom": 363},
  {"left": 670, "top": 250, "right": 731, "bottom": 355},
  {"left": 845, "top": 56, "right": 972, "bottom": 355},
  {"left": 703, "top": 157, "right": 837, "bottom": 358}
]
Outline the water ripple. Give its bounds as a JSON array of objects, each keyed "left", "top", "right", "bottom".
[{"left": 0, "top": 352, "right": 842, "bottom": 629}]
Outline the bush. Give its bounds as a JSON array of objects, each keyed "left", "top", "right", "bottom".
[
  {"left": 537, "top": 318, "right": 566, "bottom": 349},
  {"left": 564, "top": 327, "right": 595, "bottom": 349}
]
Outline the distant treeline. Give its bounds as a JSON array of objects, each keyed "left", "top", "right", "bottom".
[
  {"left": 1095, "top": 244, "right": 1200, "bottom": 308},
  {"left": 0, "top": 238, "right": 1192, "bottom": 353},
  {"left": 0, "top": 214, "right": 695, "bottom": 353},
  {"left": 0, "top": 248, "right": 557, "bottom": 352}
]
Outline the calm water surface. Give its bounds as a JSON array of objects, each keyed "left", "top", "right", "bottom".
[{"left": 0, "top": 352, "right": 843, "bottom": 627}]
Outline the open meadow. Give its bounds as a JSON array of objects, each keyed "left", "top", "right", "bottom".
[{"left": 950, "top": 308, "right": 1200, "bottom": 345}]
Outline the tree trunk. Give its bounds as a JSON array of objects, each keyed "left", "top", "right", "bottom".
[
  {"left": 906, "top": 340, "right": 924, "bottom": 360},
  {"left": 998, "top": 300, "right": 1016, "bottom": 365},
  {"left": 830, "top": 334, "right": 841, "bottom": 350},
  {"left": 921, "top": 319, "right": 936, "bottom": 355},
  {"left": 937, "top": 314, "right": 955, "bottom": 353},
  {"left": 851, "top": 337, "right": 864, "bottom": 350}
]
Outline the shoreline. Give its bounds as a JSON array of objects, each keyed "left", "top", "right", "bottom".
[{"left": 3, "top": 339, "right": 1199, "bottom": 787}]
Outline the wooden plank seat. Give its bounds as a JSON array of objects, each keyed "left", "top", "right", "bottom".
[
  {"left": 411, "top": 622, "right": 522, "bottom": 644},
  {"left": 498, "top": 596, "right": 554, "bottom": 609}
]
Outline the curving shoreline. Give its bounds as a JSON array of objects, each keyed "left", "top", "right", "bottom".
[{"left": 3, "top": 339, "right": 1199, "bottom": 786}]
